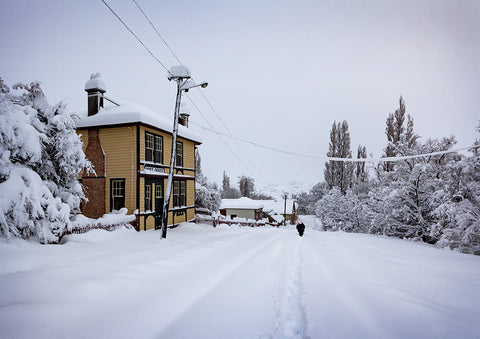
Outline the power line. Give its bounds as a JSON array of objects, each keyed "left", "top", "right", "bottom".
[
  {"left": 101, "top": 0, "right": 264, "bottom": 184},
  {"left": 131, "top": 0, "right": 182, "bottom": 65},
  {"left": 102, "top": 0, "right": 479, "bottom": 171},
  {"left": 129, "top": 1, "right": 269, "bottom": 184},
  {"left": 186, "top": 95, "right": 260, "bottom": 180},
  {"left": 100, "top": 0, "right": 170, "bottom": 73},
  {"left": 190, "top": 120, "right": 480, "bottom": 163},
  {"left": 196, "top": 89, "right": 270, "bottom": 185}
]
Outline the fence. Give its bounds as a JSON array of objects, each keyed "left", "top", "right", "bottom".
[
  {"left": 196, "top": 214, "right": 274, "bottom": 227},
  {"left": 65, "top": 213, "right": 137, "bottom": 235}
]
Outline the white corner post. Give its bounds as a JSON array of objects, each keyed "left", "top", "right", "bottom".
[
  {"left": 161, "top": 78, "right": 183, "bottom": 239},
  {"left": 161, "top": 66, "right": 207, "bottom": 239}
]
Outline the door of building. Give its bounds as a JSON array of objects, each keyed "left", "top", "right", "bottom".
[{"left": 154, "top": 180, "right": 164, "bottom": 230}]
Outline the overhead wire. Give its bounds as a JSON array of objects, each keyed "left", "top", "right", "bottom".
[
  {"left": 101, "top": 0, "right": 480, "bottom": 171},
  {"left": 100, "top": 0, "right": 263, "bottom": 182},
  {"left": 100, "top": 0, "right": 170, "bottom": 73},
  {"left": 190, "top": 121, "right": 480, "bottom": 163},
  {"left": 196, "top": 89, "right": 271, "bottom": 185},
  {"left": 131, "top": 0, "right": 183, "bottom": 65},
  {"left": 129, "top": 0, "right": 269, "bottom": 185},
  {"left": 185, "top": 95, "right": 259, "bottom": 179}
]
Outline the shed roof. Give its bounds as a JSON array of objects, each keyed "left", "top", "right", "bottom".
[
  {"left": 220, "top": 197, "right": 264, "bottom": 210},
  {"left": 261, "top": 199, "right": 296, "bottom": 215}
]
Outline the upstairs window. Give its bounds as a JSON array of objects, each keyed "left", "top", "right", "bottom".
[
  {"left": 154, "top": 135, "right": 163, "bottom": 163},
  {"left": 176, "top": 141, "right": 183, "bottom": 167},
  {"left": 146, "top": 132, "right": 164, "bottom": 164},
  {"left": 145, "top": 132, "right": 154, "bottom": 162}
]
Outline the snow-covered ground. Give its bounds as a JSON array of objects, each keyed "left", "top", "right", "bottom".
[{"left": 1, "top": 217, "right": 480, "bottom": 338}]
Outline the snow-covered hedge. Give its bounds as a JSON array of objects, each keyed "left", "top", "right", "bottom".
[{"left": 68, "top": 209, "right": 136, "bottom": 235}]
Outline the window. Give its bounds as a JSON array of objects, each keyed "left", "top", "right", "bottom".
[
  {"left": 146, "top": 132, "right": 163, "bottom": 164},
  {"left": 145, "top": 184, "right": 152, "bottom": 211},
  {"left": 173, "top": 181, "right": 179, "bottom": 207},
  {"left": 155, "top": 184, "right": 163, "bottom": 199},
  {"left": 154, "top": 135, "right": 163, "bottom": 163},
  {"left": 145, "top": 132, "right": 154, "bottom": 162},
  {"left": 173, "top": 180, "right": 186, "bottom": 207},
  {"left": 176, "top": 141, "right": 183, "bottom": 167},
  {"left": 111, "top": 179, "right": 125, "bottom": 211},
  {"left": 180, "top": 181, "right": 186, "bottom": 206}
]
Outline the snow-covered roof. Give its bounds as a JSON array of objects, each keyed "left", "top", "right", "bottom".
[
  {"left": 76, "top": 101, "right": 202, "bottom": 144},
  {"left": 220, "top": 197, "right": 264, "bottom": 210},
  {"left": 262, "top": 199, "right": 296, "bottom": 215}
]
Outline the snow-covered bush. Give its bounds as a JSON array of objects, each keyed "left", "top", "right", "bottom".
[
  {"left": 0, "top": 78, "right": 90, "bottom": 243},
  {"left": 195, "top": 149, "right": 221, "bottom": 212},
  {"left": 432, "top": 154, "right": 480, "bottom": 254},
  {"left": 195, "top": 182, "right": 221, "bottom": 212},
  {"left": 315, "top": 188, "right": 369, "bottom": 232}
]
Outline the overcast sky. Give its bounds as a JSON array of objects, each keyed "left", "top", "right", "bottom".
[{"left": 2, "top": 0, "right": 479, "bottom": 190}]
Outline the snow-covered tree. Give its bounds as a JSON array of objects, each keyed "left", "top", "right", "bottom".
[
  {"left": 431, "top": 131, "right": 480, "bottom": 254},
  {"left": 368, "top": 137, "right": 457, "bottom": 241},
  {"left": 194, "top": 150, "right": 221, "bottom": 212},
  {"left": 0, "top": 78, "right": 89, "bottom": 243},
  {"left": 239, "top": 175, "right": 255, "bottom": 198},
  {"left": 383, "top": 96, "right": 418, "bottom": 172},
  {"left": 297, "top": 182, "right": 327, "bottom": 214},
  {"left": 324, "top": 120, "right": 354, "bottom": 194},
  {"left": 221, "top": 170, "right": 240, "bottom": 198},
  {"left": 315, "top": 188, "right": 368, "bottom": 233}
]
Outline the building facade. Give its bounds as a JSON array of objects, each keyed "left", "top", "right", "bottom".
[
  {"left": 219, "top": 197, "right": 264, "bottom": 221},
  {"left": 77, "top": 74, "right": 201, "bottom": 231}
]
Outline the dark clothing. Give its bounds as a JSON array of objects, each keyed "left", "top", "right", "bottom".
[{"left": 296, "top": 223, "right": 305, "bottom": 237}]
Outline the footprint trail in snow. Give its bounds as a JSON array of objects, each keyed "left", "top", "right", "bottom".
[{"left": 268, "top": 237, "right": 309, "bottom": 339}]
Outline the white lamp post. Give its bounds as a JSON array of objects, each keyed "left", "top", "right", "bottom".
[{"left": 161, "top": 65, "right": 207, "bottom": 239}]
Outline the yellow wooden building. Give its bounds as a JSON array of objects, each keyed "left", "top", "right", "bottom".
[{"left": 77, "top": 74, "right": 201, "bottom": 231}]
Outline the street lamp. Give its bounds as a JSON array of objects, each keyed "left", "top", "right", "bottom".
[{"left": 161, "top": 65, "right": 208, "bottom": 239}]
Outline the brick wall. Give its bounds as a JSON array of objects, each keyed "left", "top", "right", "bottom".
[{"left": 82, "top": 129, "right": 106, "bottom": 218}]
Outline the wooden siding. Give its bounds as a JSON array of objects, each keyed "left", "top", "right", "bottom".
[
  {"left": 225, "top": 209, "right": 256, "bottom": 220},
  {"left": 78, "top": 123, "right": 197, "bottom": 231},
  {"left": 99, "top": 127, "right": 137, "bottom": 214}
]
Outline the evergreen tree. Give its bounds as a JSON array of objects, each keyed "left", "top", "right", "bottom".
[
  {"left": 0, "top": 79, "right": 90, "bottom": 243},
  {"left": 221, "top": 171, "right": 241, "bottom": 198},
  {"left": 383, "top": 96, "right": 418, "bottom": 171},
  {"left": 238, "top": 175, "right": 255, "bottom": 198},
  {"left": 324, "top": 120, "right": 353, "bottom": 194},
  {"left": 222, "top": 171, "right": 230, "bottom": 192}
]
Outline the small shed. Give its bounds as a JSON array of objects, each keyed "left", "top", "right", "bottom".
[
  {"left": 219, "top": 197, "right": 264, "bottom": 221},
  {"left": 263, "top": 199, "right": 298, "bottom": 225}
]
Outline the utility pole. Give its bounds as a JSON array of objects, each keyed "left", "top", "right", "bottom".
[
  {"left": 283, "top": 194, "right": 288, "bottom": 226},
  {"left": 161, "top": 66, "right": 207, "bottom": 239}
]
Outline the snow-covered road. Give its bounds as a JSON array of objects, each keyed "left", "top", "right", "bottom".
[{"left": 1, "top": 218, "right": 480, "bottom": 338}]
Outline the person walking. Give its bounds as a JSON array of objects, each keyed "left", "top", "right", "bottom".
[{"left": 296, "top": 221, "right": 305, "bottom": 237}]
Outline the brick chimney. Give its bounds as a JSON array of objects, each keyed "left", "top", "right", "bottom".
[
  {"left": 179, "top": 100, "right": 190, "bottom": 127},
  {"left": 85, "top": 73, "right": 106, "bottom": 116}
]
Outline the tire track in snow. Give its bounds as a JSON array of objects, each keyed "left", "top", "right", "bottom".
[{"left": 268, "top": 237, "right": 309, "bottom": 339}]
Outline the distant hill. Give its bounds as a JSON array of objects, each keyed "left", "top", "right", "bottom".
[{"left": 258, "top": 181, "right": 317, "bottom": 200}]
